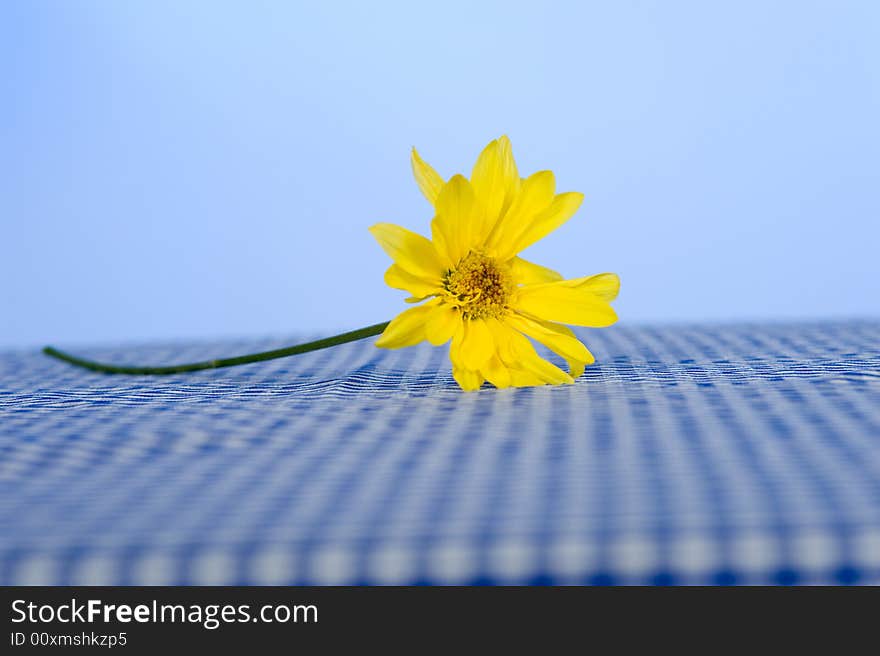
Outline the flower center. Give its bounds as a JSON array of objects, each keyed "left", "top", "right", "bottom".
[{"left": 444, "top": 251, "right": 514, "bottom": 320}]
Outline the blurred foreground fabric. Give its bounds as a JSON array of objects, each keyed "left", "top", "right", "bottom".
[{"left": 1, "top": 320, "right": 878, "bottom": 585}]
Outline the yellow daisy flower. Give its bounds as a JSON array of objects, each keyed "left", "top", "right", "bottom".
[{"left": 370, "top": 136, "right": 619, "bottom": 391}]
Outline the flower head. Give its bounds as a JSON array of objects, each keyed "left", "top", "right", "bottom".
[{"left": 370, "top": 136, "right": 619, "bottom": 391}]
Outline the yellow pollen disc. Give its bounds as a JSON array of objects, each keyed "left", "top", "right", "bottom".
[{"left": 444, "top": 251, "right": 515, "bottom": 320}]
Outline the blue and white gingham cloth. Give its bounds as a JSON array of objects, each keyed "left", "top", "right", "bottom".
[{"left": 1, "top": 320, "right": 878, "bottom": 585}]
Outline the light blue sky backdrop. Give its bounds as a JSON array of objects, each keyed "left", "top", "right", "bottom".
[{"left": 2, "top": 1, "right": 878, "bottom": 348}]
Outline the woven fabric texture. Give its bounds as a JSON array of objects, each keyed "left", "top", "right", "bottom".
[{"left": 1, "top": 320, "right": 878, "bottom": 585}]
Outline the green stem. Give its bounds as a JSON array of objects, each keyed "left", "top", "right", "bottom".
[{"left": 42, "top": 321, "right": 390, "bottom": 375}]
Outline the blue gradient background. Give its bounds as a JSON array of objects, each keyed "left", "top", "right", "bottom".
[{"left": 2, "top": 1, "right": 878, "bottom": 348}]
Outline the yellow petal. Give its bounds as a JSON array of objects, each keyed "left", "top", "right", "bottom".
[
  {"left": 486, "top": 170, "right": 555, "bottom": 255},
  {"left": 369, "top": 222, "right": 450, "bottom": 278},
  {"left": 508, "top": 256, "right": 563, "bottom": 285},
  {"left": 450, "top": 318, "right": 494, "bottom": 370},
  {"left": 515, "top": 278, "right": 618, "bottom": 327},
  {"left": 490, "top": 318, "right": 573, "bottom": 386},
  {"left": 425, "top": 304, "right": 460, "bottom": 346},
  {"left": 411, "top": 147, "right": 445, "bottom": 206},
  {"left": 384, "top": 264, "right": 441, "bottom": 298},
  {"left": 375, "top": 302, "right": 437, "bottom": 349},
  {"left": 561, "top": 272, "right": 620, "bottom": 301},
  {"left": 470, "top": 136, "right": 520, "bottom": 232},
  {"left": 500, "top": 192, "right": 584, "bottom": 259},
  {"left": 432, "top": 175, "right": 480, "bottom": 265},
  {"left": 518, "top": 357, "right": 572, "bottom": 385},
  {"left": 508, "top": 368, "right": 550, "bottom": 388},
  {"left": 482, "top": 354, "right": 511, "bottom": 389},
  {"left": 506, "top": 314, "right": 594, "bottom": 379},
  {"left": 452, "top": 366, "right": 484, "bottom": 391}
]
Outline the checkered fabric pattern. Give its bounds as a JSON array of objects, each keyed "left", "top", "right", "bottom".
[{"left": 1, "top": 320, "right": 878, "bottom": 585}]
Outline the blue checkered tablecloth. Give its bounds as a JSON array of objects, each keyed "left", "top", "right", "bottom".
[{"left": 1, "top": 320, "right": 878, "bottom": 585}]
